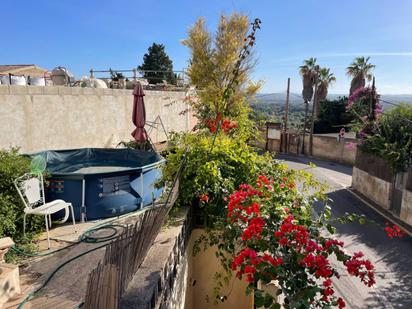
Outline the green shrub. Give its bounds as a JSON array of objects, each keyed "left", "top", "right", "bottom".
[
  {"left": 360, "top": 104, "right": 412, "bottom": 172},
  {"left": 161, "top": 132, "right": 325, "bottom": 228},
  {"left": 0, "top": 149, "right": 44, "bottom": 241},
  {"left": 314, "top": 97, "right": 353, "bottom": 133}
]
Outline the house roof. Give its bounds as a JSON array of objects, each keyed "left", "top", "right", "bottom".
[
  {"left": 0, "top": 64, "right": 36, "bottom": 73},
  {"left": 0, "top": 65, "right": 48, "bottom": 76}
]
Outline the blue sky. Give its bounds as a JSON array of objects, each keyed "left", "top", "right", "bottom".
[{"left": 3, "top": 0, "right": 412, "bottom": 94}]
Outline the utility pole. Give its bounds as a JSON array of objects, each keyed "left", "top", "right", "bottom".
[
  {"left": 283, "top": 78, "right": 290, "bottom": 152},
  {"left": 309, "top": 65, "right": 320, "bottom": 156},
  {"left": 369, "top": 77, "right": 376, "bottom": 121},
  {"left": 301, "top": 101, "right": 309, "bottom": 154}
]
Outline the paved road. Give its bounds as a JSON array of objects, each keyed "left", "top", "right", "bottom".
[{"left": 276, "top": 154, "right": 412, "bottom": 309}]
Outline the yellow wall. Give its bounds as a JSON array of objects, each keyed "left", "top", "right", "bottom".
[{"left": 184, "top": 229, "right": 253, "bottom": 309}]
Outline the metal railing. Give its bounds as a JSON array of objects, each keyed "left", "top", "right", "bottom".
[{"left": 89, "top": 68, "right": 188, "bottom": 85}]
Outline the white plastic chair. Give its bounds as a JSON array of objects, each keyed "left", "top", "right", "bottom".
[{"left": 14, "top": 173, "right": 76, "bottom": 248}]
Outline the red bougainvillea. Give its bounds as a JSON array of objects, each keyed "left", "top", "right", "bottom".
[
  {"left": 205, "top": 113, "right": 238, "bottom": 134},
  {"left": 384, "top": 223, "right": 404, "bottom": 239},
  {"left": 223, "top": 175, "right": 397, "bottom": 308},
  {"left": 199, "top": 194, "right": 209, "bottom": 203}
]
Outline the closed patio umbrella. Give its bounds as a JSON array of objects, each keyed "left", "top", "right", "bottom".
[{"left": 131, "top": 82, "right": 148, "bottom": 142}]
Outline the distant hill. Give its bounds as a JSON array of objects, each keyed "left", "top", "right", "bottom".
[
  {"left": 254, "top": 93, "right": 412, "bottom": 110},
  {"left": 251, "top": 93, "right": 412, "bottom": 129}
]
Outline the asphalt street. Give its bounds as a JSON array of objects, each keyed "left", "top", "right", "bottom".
[{"left": 276, "top": 154, "right": 412, "bottom": 309}]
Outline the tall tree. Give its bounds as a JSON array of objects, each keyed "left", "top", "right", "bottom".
[
  {"left": 315, "top": 67, "right": 336, "bottom": 116},
  {"left": 299, "top": 57, "right": 318, "bottom": 103},
  {"left": 138, "top": 43, "right": 176, "bottom": 84},
  {"left": 346, "top": 56, "right": 375, "bottom": 95},
  {"left": 182, "top": 13, "right": 261, "bottom": 121},
  {"left": 299, "top": 58, "right": 318, "bottom": 154}
]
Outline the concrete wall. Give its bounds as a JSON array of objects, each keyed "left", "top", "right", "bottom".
[
  {"left": 0, "top": 85, "right": 195, "bottom": 153},
  {"left": 400, "top": 190, "right": 412, "bottom": 226},
  {"left": 260, "top": 131, "right": 358, "bottom": 166},
  {"left": 184, "top": 229, "right": 253, "bottom": 309},
  {"left": 352, "top": 167, "right": 392, "bottom": 210},
  {"left": 302, "top": 134, "right": 358, "bottom": 166},
  {"left": 353, "top": 163, "right": 412, "bottom": 227}
]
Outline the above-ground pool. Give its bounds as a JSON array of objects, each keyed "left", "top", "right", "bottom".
[{"left": 35, "top": 148, "right": 165, "bottom": 221}]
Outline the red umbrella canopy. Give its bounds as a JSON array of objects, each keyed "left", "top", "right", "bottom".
[{"left": 131, "top": 82, "right": 148, "bottom": 142}]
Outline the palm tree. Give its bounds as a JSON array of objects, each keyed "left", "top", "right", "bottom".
[
  {"left": 346, "top": 56, "right": 375, "bottom": 95},
  {"left": 315, "top": 67, "right": 336, "bottom": 116},
  {"left": 299, "top": 57, "right": 317, "bottom": 103},
  {"left": 299, "top": 57, "right": 318, "bottom": 154}
]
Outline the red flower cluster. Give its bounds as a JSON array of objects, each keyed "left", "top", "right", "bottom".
[
  {"left": 384, "top": 223, "right": 404, "bottom": 238},
  {"left": 301, "top": 253, "right": 333, "bottom": 278},
  {"left": 205, "top": 114, "right": 237, "bottom": 134},
  {"left": 344, "top": 252, "right": 375, "bottom": 287},
  {"left": 324, "top": 239, "right": 344, "bottom": 250},
  {"left": 337, "top": 297, "right": 346, "bottom": 309},
  {"left": 227, "top": 184, "right": 262, "bottom": 220},
  {"left": 242, "top": 217, "right": 265, "bottom": 240},
  {"left": 199, "top": 194, "right": 209, "bottom": 203},
  {"left": 221, "top": 118, "right": 238, "bottom": 133},
  {"left": 274, "top": 215, "right": 310, "bottom": 250},
  {"left": 231, "top": 248, "right": 282, "bottom": 283}
]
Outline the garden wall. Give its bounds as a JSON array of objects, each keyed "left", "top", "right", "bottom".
[
  {"left": 259, "top": 131, "right": 358, "bottom": 166},
  {"left": 0, "top": 85, "right": 196, "bottom": 153},
  {"left": 352, "top": 167, "right": 392, "bottom": 210},
  {"left": 301, "top": 134, "right": 358, "bottom": 166},
  {"left": 352, "top": 150, "right": 412, "bottom": 226}
]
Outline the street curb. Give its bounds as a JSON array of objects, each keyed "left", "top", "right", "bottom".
[{"left": 346, "top": 187, "right": 412, "bottom": 238}]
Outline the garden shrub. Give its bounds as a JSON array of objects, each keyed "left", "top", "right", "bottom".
[
  {"left": 314, "top": 97, "right": 353, "bottom": 133},
  {"left": 162, "top": 131, "right": 320, "bottom": 228},
  {"left": 359, "top": 104, "right": 412, "bottom": 172},
  {"left": 0, "top": 149, "right": 44, "bottom": 241}
]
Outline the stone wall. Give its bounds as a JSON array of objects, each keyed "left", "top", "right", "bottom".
[{"left": 0, "top": 85, "right": 195, "bottom": 153}]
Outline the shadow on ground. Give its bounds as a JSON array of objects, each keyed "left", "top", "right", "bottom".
[{"left": 315, "top": 189, "right": 412, "bottom": 308}]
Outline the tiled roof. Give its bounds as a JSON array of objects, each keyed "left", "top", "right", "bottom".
[{"left": 0, "top": 64, "right": 36, "bottom": 73}]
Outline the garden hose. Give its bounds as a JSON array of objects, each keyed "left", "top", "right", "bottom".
[
  {"left": 17, "top": 240, "right": 111, "bottom": 309},
  {"left": 14, "top": 222, "right": 127, "bottom": 309}
]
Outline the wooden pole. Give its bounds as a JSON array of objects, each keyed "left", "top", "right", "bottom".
[
  {"left": 369, "top": 77, "right": 376, "bottom": 121},
  {"left": 309, "top": 66, "right": 320, "bottom": 156},
  {"left": 301, "top": 101, "right": 309, "bottom": 154},
  {"left": 283, "top": 78, "right": 290, "bottom": 152}
]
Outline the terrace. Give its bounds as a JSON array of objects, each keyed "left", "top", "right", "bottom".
[{"left": 1, "top": 8, "right": 412, "bottom": 309}]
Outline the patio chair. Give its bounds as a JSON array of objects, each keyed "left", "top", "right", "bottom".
[{"left": 14, "top": 173, "right": 76, "bottom": 249}]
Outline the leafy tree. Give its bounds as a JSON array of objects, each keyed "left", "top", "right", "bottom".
[
  {"left": 182, "top": 13, "right": 261, "bottom": 130},
  {"left": 138, "top": 43, "right": 176, "bottom": 84},
  {"left": 346, "top": 56, "right": 375, "bottom": 95},
  {"left": 314, "top": 97, "right": 354, "bottom": 133},
  {"left": 315, "top": 67, "right": 336, "bottom": 116}
]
